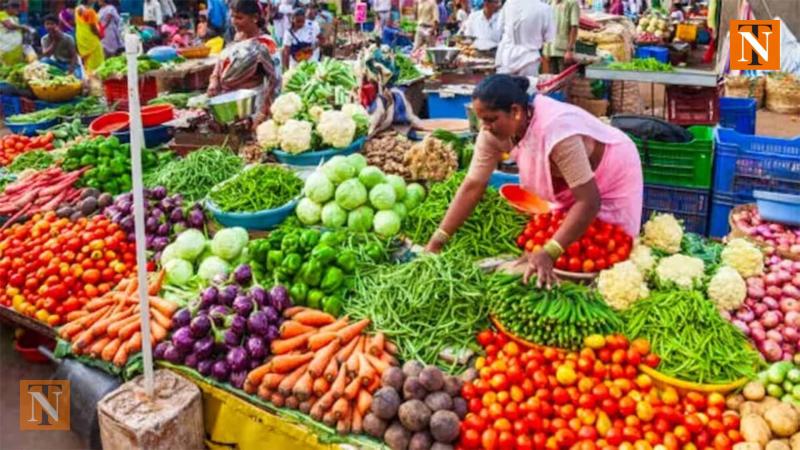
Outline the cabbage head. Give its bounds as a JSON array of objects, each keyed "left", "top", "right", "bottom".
[
  {"left": 322, "top": 156, "right": 356, "bottom": 184},
  {"left": 358, "top": 166, "right": 386, "bottom": 189},
  {"left": 405, "top": 183, "right": 426, "bottom": 210},
  {"left": 197, "top": 256, "right": 231, "bottom": 281},
  {"left": 347, "top": 153, "right": 367, "bottom": 173},
  {"left": 165, "top": 258, "right": 194, "bottom": 285},
  {"left": 210, "top": 227, "right": 248, "bottom": 261},
  {"left": 160, "top": 243, "right": 180, "bottom": 267},
  {"left": 335, "top": 179, "right": 368, "bottom": 211},
  {"left": 173, "top": 229, "right": 207, "bottom": 262},
  {"left": 347, "top": 206, "right": 374, "bottom": 232},
  {"left": 296, "top": 198, "right": 322, "bottom": 225},
  {"left": 321, "top": 202, "right": 347, "bottom": 228},
  {"left": 369, "top": 183, "right": 396, "bottom": 210},
  {"left": 392, "top": 202, "right": 408, "bottom": 220},
  {"left": 385, "top": 174, "right": 407, "bottom": 200},
  {"left": 373, "top": 210, "right": 401, "bottom": 237},
  {"left": 304, "top": 172, "right": 334, "bottom": 203}
]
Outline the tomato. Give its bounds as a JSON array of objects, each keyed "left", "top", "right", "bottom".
[
  {"left": 498, "top": 431, "right": 514, "bottom": 449},
  {"left": 619, "top": 397, "right": 636, "bottom": 416},
  {"left": 721, "top": 414, "right": 739, "bottom": 430},
  {"left": 481, "top": 429, "right": 498, "bottom": 450},
  {"left": 515, "top": 435, "right": 533, "bottom": 450},
  {"left": 685, "top": 392, "right": 706, "bottom": 410},
  {"left": 555, "top": 255, "right": 568, "bottom": 270},
  {"left": 643, "top": 353, "right": 660, "bottom": 368},
  {"left": 477, "top": 330, "right": 494, "bottom": 347},
  {"left": 461, "top": 428, "right": 480, "bottom": 448},
  {"left": 582, "top": 259, "right": 596, "bottom": 273},
  {"left": 552, "top": 387, "right": 569, "bottom": 405},
  {"left": 568, "top": 257, "right": 582, "bottom": 272}
]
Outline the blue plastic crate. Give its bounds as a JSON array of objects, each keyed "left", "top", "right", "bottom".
[
  {"left": 381, "top": 27, "right": 412, "bottom": 48},
  {"left": 634, "top": 47, "right": 669, "bottom": 64},
  {"left": 0, "top": 95, "right": 22, "bottom": 119},
  {"left": 547, "top": 90, "right": 567, "bottom": 102},
  {"left": 33, "top": 97, "right": 81, "bottom": 111},
  {"left": 643, "top": 184, "right": 711, "bottom": 235},
  {"left": 426, "top": 91, "right": 471, "bottom": 119},
  {"left": 719, "top": 97, "right": 757, "bottom": 135},
  {"left": 713, "top": 127, "right": 800, "bottom": 200}
]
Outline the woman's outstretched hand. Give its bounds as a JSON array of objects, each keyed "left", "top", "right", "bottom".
[{"left": 521, "top": 250, "right": 558, "bottom": 289}]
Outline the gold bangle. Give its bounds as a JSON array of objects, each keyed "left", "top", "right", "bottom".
[
  {"left": 543, "top": 239, "right": 564, "bottom": 260},
  {"left": 434, "top": 228, "right": 451, "bottom": 242}
]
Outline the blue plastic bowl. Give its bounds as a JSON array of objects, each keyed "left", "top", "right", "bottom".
[
  {"left": 272, "top": 137, "right": 366, "bottom": 166},
  {"left": 489, "top": 170, "right": 520, "bottom": 189},
  {"left": 753, "top": 190, "right": 800, "bottom": 226},
  {"left": 112, "top": 124, "right": 173, "bottom": 148},
  {"left": 5, "top": 118, "right": 60, "bottom": 136},
  {"left": 146, "top": 46, "right": 178, "bottom": 62},
  {"left": 206, "top": 198, "right": 299, "bottom": 231}
]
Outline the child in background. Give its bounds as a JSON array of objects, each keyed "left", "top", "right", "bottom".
[
  {"left": 196, "top": 11, "right": 210, "bottom": 38},
  {"left": 170, "top": 12, "right": 194, "bottom": 46},
  {"left": 160, "top": 15, "right": 179, "bottom": 43}
]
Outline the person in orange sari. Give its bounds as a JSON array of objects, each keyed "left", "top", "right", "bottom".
[{"left": 75, "top": 2, "right": 105, "bottom": 72}]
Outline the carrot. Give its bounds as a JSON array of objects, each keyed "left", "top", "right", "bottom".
[
  {"left": 64, "top": 305, "right": 112, "bottom": 336},
  {"left": 323, "top": 357, "right": 339, "bottom": 383},
  {"left": 278, "top": 363, "right": 310, "bottom": 396},
  {"left": 336, "top": 416, "right": 351, "bottom": 435},
  {"left": 71, "top": 330, "right": 93, "bottom": 355},
  {"left": 148, "top": 296, "right": 177, "bottom": 317},
  {"left": 150, "top": 320, "right": 167, "bottom": 342},
  {"left": 384, "top": 340, "right": 399, "bottom": 355},
  {"left": 345, "top": 337, "right": 363, "bottom": 375},
  {"left": 126, "top": 332, "right": 142, "bottom": 353},
  {"left": 313, "top": 377, "right": 330, "bottom": 398},
  {"left": 292, "top": 372, "right": 314, "bottom": 400},
  {"left": 59, "top": 322, "right": 84, "bottom": 339},
  {"left": 344, "top": 376, "right": 361, "bottom": 400},
  {"left": 319, "top": 316, "right": 350, "bottom": 333},
  {"left": 244, "top": 380, "right": 258, "bottom": 395},
  {"left": 149, "top": 307, "right": 172, "bottom": 330},
  {"left": 299, "top": 399, "right": 314, "bottom": 415},
  {"left": 270, "top": 392, "right": 286, "bottom": 408},
  {"left": 279, "top": 320, "right": 315, "bottom": 339},
  {"left": 366, "top": 376, "right": 381, "bottom": 394},
  {"left": 247, "top": 363, "right": 273, "bottom": 387},
  {"left": 292, "top": 310, "right": 336, "bottom": 327},
  {"left": 269, "top": 353, "right": 314, "bottom": 374},
  {"left": 310, "top": 391, "right": 335, "bottom": 420},
  {"left": 329, "top": 363, "right": 348, "bottom": 399},
  {"left": 285, "top": 396, "right": 299, "bottom": 410},
  {"left": 124, "top": 277, "right": 138, "bottom": 296},
  {"left": 86, "top": 296, "right": 115, "bottom": 312},
  {"left": 270, "top": 331, "right": 314, "bottom": 355},
  {"left": 335, "top": 334, "right": 360, "bottom": 364},
  {"left": 308, "top": 339, "right": 341, "bottom": 378},
  {"left": 65, "top": 310, "right": 88, "bottom": 323},
  {"left": 367, "top": 332, "right": 385, "bottom": 356},
  {"left": 112, "top": 340, "right": 130, "bottom": 366},
  {"left": 322, "top": 410, "right": 336, "bottom": 427},
  {"left": 118, "top": 318, "right": 141, "bottom": 340},
  {"left": 282, "top": 306, "right": 307, "bottom": 318},
  {"left": 89, "top": 337, "right": 111, "bottom": 357},
  {"left": 336, "top": 318, "right": 370, "bottom": 344},
  {"left": 352, "top": 408, "right": 364, "bottom": 434},
  {"left": 332, "top": 397, "right": 350, "bottom": 421},
  {"left": 81, "top": 307, "right": 134, "bottom": 346},
  {"left": 365, "top": 353, "right": 390, "bottom": 375},
  {"left": 308, "top": 331, "right": 338, "bottom": 351},
  {"left": 380, "top": 352, "right": 399, "bottom": 367},
  {"left": 148, "top": 270, "right": 166, "bottom": 296},
  {"left": 101, "top": 338, "right": 122, "bottom": 362},
  {"left": 107, "top": 314, "right": 139, "bottom": 338},
  {"left": 257, "top": 384, "right": 272, "bottom": 400},
  {"left": 358, "top": 353, "right": 377, "bottom": 386}
]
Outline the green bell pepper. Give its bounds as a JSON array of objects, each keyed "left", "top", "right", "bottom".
[
  {"left": 322, "top": 294, "right": 343, "bottom": 316},
  {"left": 275, "top": 267, "right": 292, "bottom": 283},
  {"left": 267, "top": 250, "right": 284, "bottom": 271},
  {"left": 319, "top": 231, "right": 343, "bottom": 247},
  {"left": 301, "top": 258, "right": 323, "bottom": 287},
  {"left": 364, "top": 242, "right": 385, "bottom": 262},
  {"left": 300, "top": 229, "right": 321, "bottom": 251},
  {"left": 320, "top": 266, "right": 344, "bottom": 293},
  {"left": 307, "top": 289, "right": 325, "bottom": 309},
  {"left": 289, "top": 282, "right": 309, "bottom": 305},
  {"left": 248, "top": 240, "right": 270, "bottom": 267},
  {"left": 281, "top": 234, "right": 300, "bottom": 254},
  {"left": 311, "top": 245, "right": 337, "bottom": 265},
  {"left": 267, "top": 229, "right": 287, "bottom": 250},
  {"left": 80, "top": 154, "right": 96, "bottom": 166},
  {"left": 342, "top": 276, "right": 356, "bottom": 292},
  {"left": 336, "top": 250, "right": 357, "bottom": 273},
  {"left": 281, "top": 253, "right": 303, "bottom": 275}
]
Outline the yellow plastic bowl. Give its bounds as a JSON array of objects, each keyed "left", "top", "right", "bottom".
[
  {"left": 638, "top": 364, "right": 748, "bottom": 395},
  {"left": 30, "top": 80, "right": 82, "bottom": 102}
]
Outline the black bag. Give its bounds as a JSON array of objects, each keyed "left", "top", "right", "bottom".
[{"left": 610, "top": 115, "right": 693, "bottom": 143}]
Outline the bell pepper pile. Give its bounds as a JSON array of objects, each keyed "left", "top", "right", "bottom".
[
  {"left": 0, "top": 132, "right": 55, "bottom": 166},
  {"left": 0, "top": 212, "right": 137, "bottom": 326},
  {"left": 516, "top": 212, "right": 633, "bottom": 273},
  {"left": 459, "top": 331, "right": 741, "bottom": 450}
]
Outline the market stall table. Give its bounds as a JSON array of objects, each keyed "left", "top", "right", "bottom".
[{"left": 154, "top": 56, "right": 220, "bottom": 94}]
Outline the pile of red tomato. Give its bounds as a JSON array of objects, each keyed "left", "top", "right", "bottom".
[
  {"left": 516, "top": 212, "right": 633, "bottom": 273},
  {"left": 0, "top": 212, "right": 137, "bottom": 325},
  {"left": 457, "top": 331, "right": 741, "bottom": 450},
  {"left": 0, "top": 133, "right": 55, "bottom": 166}
]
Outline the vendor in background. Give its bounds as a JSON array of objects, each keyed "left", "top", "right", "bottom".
[
  {"left": 543, "top": 0, "right": 578, "bottom": 74},
  {"left": 98, "top": 0, "right": 123, "bottom": 57},
  {"left": 425, "top": 75, "right": 643, "bottom": 287},
  {"left": 40, "top": 14, "right": 79, "bottom": 74},
  {"left": 75, "top": 1, "right": 105, "bottom": 72},
  {"left": 207, "top": 0, "right": 278, "bottom": 127},
  {"left": 0, "top": 0, "right": 30, "bottom": 65},
  {"left": 669, "top": 2, "right": 684, "bottom": 22},
  {"left": 495, "top": 0, "right": 554, "bottom": 77},
  {"left": 460, "top": 0, "right": 500, "bottom": 51},
  {"left": 413, "top": 0, "right": 438, "bottom": 49},
  {"left": 59, "top": 0, "right": 76, "bottom": 34},
  {"left": 372, "top": 0, "right": 392, "bottom": 33},
  {"left": 282, "top": 7, "right": 320, "bottom": 69},
  {"left": 274, "top": 0, "right": 294, "bottom": 45}
]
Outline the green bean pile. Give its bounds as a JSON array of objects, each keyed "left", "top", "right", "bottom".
[
  {"left": 8, "top": 151, "right": 54, "bottom": 172},
  {"left": 345, "top": 251, "right": 489, "bottom": 371},
  {"left": 144, "top": 147, "right": 244, "bottom": 201},
  {"left": 209, "top": 164, "right": 302, "bottom": 212},
  {"left": 404, "top": 172, "right": 528, "bottom": 259},
  {"left": 622, "top": 290, "right": 763, "bottom": 384},
  {"left": 488, "top": 274, "right": 623, "bottom": 350}
]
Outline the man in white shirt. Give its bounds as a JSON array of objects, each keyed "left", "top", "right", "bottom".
[
  {"left": 495, "top": 0, "right": 555, "bottom": 77},
  {"left": 461, "top": 0, "right": 501, "bottom": 51}
]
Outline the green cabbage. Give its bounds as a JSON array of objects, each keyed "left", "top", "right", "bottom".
[
  {"left": 173, "top": 229, "right": 207, "bottom": 262},
  {"left": 304, "top": 172, "right": 334, "bottom": 203},
  {"left": 347, "top": 153, "right": 367, "bottom": 173},
  {"left": 321, "top": 202, "right": 347, "bottom": 228},
  {"left": 296, "top": 198, "right": 322, "bottom": 225},
  {"left": 210, "top": 227, "right": 248, "bottom": 261},
  {"left": 369, "top": 183, "right": 396, "bottom": 210},
  {"left": 405, "top": 183, "right": 426, "bottom": 210},
  {"left": 197, "top": 256, "right": 231, "bottom": 281},
  {"left": 385, "top": 174, "right": 407, "bottom": 200},
  {"left": 160, "top": 243, "right": 180, "bottom": 267},
  {"left": 347, "top": 206, "right": 374, "bottom": 232},
  {"left": 358, "top": 166, "right": 386, "bottom": 189},
  {"left": 373, "top": 210, "right": 401, "bottom": 237},
  {"left": 165, "top": 258, "right": 194, "bottom": 285},
  {"left": 335, "top": 178, "right": 368, "bottom": 210},
  {"left": 392, "top": 202, "right": 408, "bottom": 220},
  {"left": 322, "top": 156, "right": 356, "bottom": 184}
]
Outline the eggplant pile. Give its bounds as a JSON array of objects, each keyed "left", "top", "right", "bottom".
[
  {"left": 103, "top": 186, "right": 206, "bottom": 260},
  {"left": 156, "top": 270, "right": 293, "bottom": 389}
]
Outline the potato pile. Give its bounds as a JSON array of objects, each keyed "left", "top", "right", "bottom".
[
  {"left": 363, "top": 131, "right": 414, "bottom": 180},
  {"left": 404, "top": 137, "right": 458, "bottom": 182},
  {"left": 727, "top": 381, "right": 800, "bottom": 450},
  {"left": 363, "top": 361, "right": 468, "bottom": 450}
]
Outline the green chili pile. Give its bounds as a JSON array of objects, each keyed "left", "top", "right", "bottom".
[
  {"left": 8, "top": 151, "right": 54, "bottom": 172},
  {"left": 622, "top": 289, "right": 763, "bottom": 384},
  {"left": 488, "top": 273, "right": 623, "bottom": 350},
  {"left": 144, "top": 146, "right": 244, "bottom": 201},
  {"left": 209, "top": 164, "right": 302, "bottom": 212},
  {"left": 404, "top": 172, "right": 527, "bottom": 259},
  {"left": 345, "top": 251, "right": 490, "bottom": 371}
]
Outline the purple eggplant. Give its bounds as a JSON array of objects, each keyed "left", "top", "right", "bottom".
[
  {"left": 150, "top": 208, "right": 165, "bottom": 223},
  {"left": 197, "top": 359, "right": 214, "bottom": 376},
  {"left": 156, "top": 223, "right": 170, "bottom": 236},
  {"left": 184, "top": 353, "right": 199, "bottom": 368},
  {"left": 159, "top": 197, "right": 175, "bottom": 212},
  {"left": 169, "top": 208, "right": 184, "bottom": 223},
  {"left": 117, "top": 198, "right": 132, "bottom": 213},
  {"left": 223, "top": 329, "right": 241, "bottom": 346},
  {"left": 249, "top": 359, "right": 261, "bottom": 370},
  {"left": 152, "top": 236, "right": 169, "bottom": 251},
  {"left": 233, "top": 295, "right": 254, "bottom": 317},
  {"left": 233, "top": 265, "right": 252, "bottom": 286},
  {"left": 190, "top": 315, "right": 212, "bottom": 338},
  {"left": 120, "top": 216, "right": 135, "bottom": 232},
  {"left": 226, "top": 346, "right": 249, "bottom": 372},
  {"left": 193, "top": 336, "right": 214, "bottom": 360},
  {"left": 247, "top": 311, "right": 270, "bottom": 337},
  {"left": 199, "top": 286, "right": 219, "bottom": 309},
  {"left": 211, "top": 360, "right": 229, "bottom": 381},
  {"left": 145, "top": 217, "right": 159, "bottom": 233},
  {"left": 162, "top": 344, "right": 184, "bottom": 363},
  {"left": 151, "top": 186, "right": 167, "bottom": 200},
  {"left": 229, "top": 371, "right": 248, "bottom": 389},
  {"left": 264, "top": 306, "right": 279, "bottom": 324},
  {"left": 245, "top": 336, "right": 267, "bottom": 360},
  {"left": 153, "top": 341, "right": 169, "bottom": 359},
  {"left": 250, "top": 286, "right": 268, "bottom": 307},
  {"left": 209, "top": 305, "right": 231, "bottom": 325},
  {"left": 211, "top": 272, "right": 228, "bottom": 286},
  {"left": 266, "top": 324, "right": 280, "bottom": 342},
  {"left": 187, "top": 208, "right": 205, "bottom": 228},
  {"left": 219, "top": 285, "right": 240, "bottom": 306},
  {"left": 126, "top": 232, "right": 136, "bottom": 243},
  {"left": 230, "top": 314, "right": 247, "bottom": 335},
  {"left": 172, "top": 326, "right": 195, "bottom": 354},
  {"left": 172, "top": 308, "right": 192, "bottom": 328},
  {"left": 269, "top": 285, "right": 291, "bottom": 311}
]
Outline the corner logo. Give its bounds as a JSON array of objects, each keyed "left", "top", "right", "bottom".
[
  {"left": 20, "top": 380, "right": 70, "bottom": 431},
  {"left": 730, "top": 20, "right": 781, "bottom": 70}
]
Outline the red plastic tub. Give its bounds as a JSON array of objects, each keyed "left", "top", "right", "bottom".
[
  {"left": 141, "top": 104, "right": 174, "bottom": 127},
  {"left": 90, "top": 111, "right": 130, "bottom": 135},
  {"left": 103, "top": 76, "right": 158, "bottom": 111},
  {"left": 14, "top": 331, "right": 55, "bottom": 364}
]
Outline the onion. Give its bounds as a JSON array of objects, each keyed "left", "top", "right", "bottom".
[
  {"left": 760, "top": 340, "right": 783, "bottom": 362},
  {"left": 753, "top": 302, "right": 769, "bottom": 317},
  {"left": 793, "top": 274, "right": 800, "bottom": 288},
  {"left": 735, "top": 306, "right": 755, "bottom": 322},
  {"left": 761, "top": 310, "right": 782, "bottom": 328},
  {"left": 745, "top": 298, "right": 756, "bottom": 308},
  {"left": 783, "top": 283, "right": 800, "bottom": 299},
  {"left": 762, "top": 296, "right": 780, "bottom": 310},
  {"left": 765, "top": 273, "right": 779, "bottom": 286},
  {"left": 783, "top": 326, "right": 799, "bottom": 343},
  {"left": 766, "top": 286, "right": 783, "bottom": 298},
  {"left": 750, "top": 326, "right": 767, "bottom": 343},
  {"left": 785, "top": 310, "right": 800, "bottom": 327},
  {"left": 779, "top": 259, "right": 794, "bottom": 270},
  {"left": 731, "top": 320, "right": 750, "bottom": 335},
  {"left": 781, "top": 298, "right": 800, "bottom": 314},
  {"left": 777, "top": 270, "right": 793, "bottom": 284},
  {"left": 766, "top": 329, "right": 784, "bottom": 343},
  {"left": 747, "top": 285, "right": 765, "bottom": 299}
]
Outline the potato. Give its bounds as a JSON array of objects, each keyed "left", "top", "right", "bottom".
[
  {"left": 363, "top": 413, "right": 388, "bottom": 438},
  {"left": 425, "top": 392, "right": 453, "bottom": 412},
  {"left": 383, "top": 367, "right": 406, "bottom": 392},
  {"left": 764, "top": 403, "right": 800, "bottom": 437},
  {"left": 430, "top": 444, "right": 454, "bottom": 450},
  {"left": 443, "top": 376, "right": 463, "bottom": 397},
  {"left": 744, "top": 382, "right": 767, "bottom": 402},
  {"left": 742, "top": 413, "right": 772, "bottom": 447},
  {"left": 373, "top": 387, "right": 402, "bottom": 420},
  {"left": 409, "top": 431, "right": 433, "bottom": 450},
  {"left": 790, "top": 433, "right": 800, "bottom": 450},
  {"left": 404, "top": 377, "right": 427, "bottom": 401},
  {"left": 429, "top": 410, "right": 460, "bottom": 443},
  {"left": 403, "top": 361, "right": 425, "bottom": 378},
  {"left": 452, "top": 397, "right": 467, "bottom": 419},
  {"left": 385, "top": 422, "right": 411, "bottom": 450},
  {"left": 459, "top": 368, "right": 478, "bottom": 383},
  {"left": 728, "top": 394, "right": 746, "bottom": 412},
  {"left": 419, "top": 366, "right": 445, "bottom": 392},
  {"left": 398, "top": 399, "right": 432, "bottom": 432},
  {"left": 734, "top": 444, "right": 763, "bottom": 450},
  {"left": 766, "top": 441, "right": 791, "bottom": 450}
]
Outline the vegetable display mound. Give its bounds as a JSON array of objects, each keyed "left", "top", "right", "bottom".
[
  {"left": 1, "top": 133, "right": 56, "bottom": 166},
  {"left": 5, "top": 107, "right": 61, "bottom": 124},
  {"left": 7, "top": 150, "right": 54, "bottom": 172},
  {"left": 608, "top": 58, "right": 674, "bottom": 72},
  {"left": 345, "top": 252, "right": 490, "bottom": 370},
  {"left": 209, "top": 165, "right": 303, "bottom": 213},
  {"left": 143, "top": 146, "right": 244, "bottom": 201},
  {"left": 405, "top": 172, "right": 527, "bottom": 259},
  {"left": 96, "top": 55, "right": 161, "bottom": 80},
  {"left": 731, "top": 204, "right": 800, "bottom": 258},
  {"left": 623, "top": 289, "right": 763, "bottom": 384},
  {"left": 488, "top": 274, "right": 623, "bottom": 350}
]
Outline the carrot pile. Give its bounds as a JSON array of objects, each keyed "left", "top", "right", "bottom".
[
  {"left": 245, "top": 307, "right": 398, "bottom": 435},
  {"left": 58, "top": 271, "right": 178, "bottom": 367},
  {"left": 0, "top": 167, "right": 87, "bottom": 227}
]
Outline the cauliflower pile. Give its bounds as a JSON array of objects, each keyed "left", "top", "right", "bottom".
[
  {"left": 654, "top": 254, "right": 705, "bottom": 290},
  {"left": 271, "top": 92, "right": 304, "bottom": 124},
  {"left": 720, "top": 238, "right": 764, "bottom": 278},
  {"left": 641, "top": 213, "right": 684, "bottom": 254},
  {"left": 278, "top": 120, "right": 313, "bottom": 154},
  {"left": 597, "top": 261, "right": 650, "bottom": 310},
  {"left": 317, "top": 110, "right": 357, "bottom": 148},
  {"left": 256, "top": 120, "right": 280, "bottom": 149},
  {"left": 629, "top": 242, "right": 657, "bottom": 274},
  {"left": 706, "top": 266, "right": 746, "bottom": 311}
]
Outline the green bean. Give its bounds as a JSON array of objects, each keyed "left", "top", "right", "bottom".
[
  {"left": 209, "top": 164, "right": 302, "bottom": 212},
  {"left": 143, "top": 146, "right": 244, "bottom": 201}
]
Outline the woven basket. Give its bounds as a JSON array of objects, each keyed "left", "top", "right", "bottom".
[
  {"left": 724, "top": 76, "right": 765, "bottom": 108},
  {"left": 568, "top": 77, "right": 595, "bottom": 100},
  {"left": 766, "top": 74, "right": 800, "bottom": 114},
  {"left": 611, "top": 81, "right": 644, "bottom": 114}
]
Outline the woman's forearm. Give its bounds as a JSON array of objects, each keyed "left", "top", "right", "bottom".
[
  {"left": 552, "top": 196, "right": 600, "bottom": 249},
  {"left": 439, "top": 178, "right": 486, "bottom": 235}
]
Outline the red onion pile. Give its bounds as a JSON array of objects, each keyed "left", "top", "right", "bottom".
[
  {"left": 727, "top": 255, "right": 800, "bottom": 362},
  {"left": 731, "top": 206, "right": 800, "bottom": 258}
]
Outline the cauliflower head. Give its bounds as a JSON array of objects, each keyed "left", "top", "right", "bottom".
[
  {"left": 317, "top": 110, "right": 356, "bottom": 149},
  {"left": 720, "top": 238, "right": 764, "bottom": 278},
  {"left": 597, "top": 261, "right": 650, "bottom": 310},
  {"left": 642, "top": 213, "right": 684, "bottom": 254},
  {"left": 278, "top": 119, "right": 313, "bottom": 154},
  {"left": 271, "top": 93, "right": 304, "bottom": 124},
  {"left": 256, "top": 119, "right": 280, "bottom": 149},
  {"left": 706, "top": 266, "right": 746, "bottom": 311},
  {"left": 655, "top": 254, "right": 705, "bottom": 290},
  {"left": 629, "top": 242, "right": 658, "bottom": 274},
  {"left": 341, "top": 103, "right": 368, "bottom": 119},
  {"left": 309, "top": 105, "right": 326, "bottom": 123}
]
